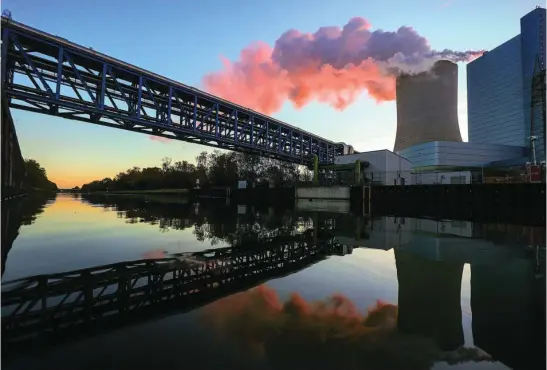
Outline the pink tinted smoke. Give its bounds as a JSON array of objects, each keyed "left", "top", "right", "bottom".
[
  {"left": 202, "top": 16, "right": 482, "bottom": 115},
  {"left": 203, "top": 43, "right": 396, "bottom": 115}
]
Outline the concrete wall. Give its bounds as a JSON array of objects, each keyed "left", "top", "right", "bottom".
[
  {"left": 295, "top": 186, "right": 350, "bottom": 200},
  {"left": 394, "top": 60, "right": 463, "bottom": 152}
]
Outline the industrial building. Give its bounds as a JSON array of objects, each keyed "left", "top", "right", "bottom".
[
  {"left": 333, "top": 149, "right": 474, "bottom": 184},
  {"left": 467, "top": 7, "right": 546, "bottom": 162},
  {"left": 394, "top": 60, "right": 463, "bottom": 152},
  {"left": 390, "top": 58, "right": 525, "bottom": 178},
  {"left": 334, "top": 149, "right": 413, "bottom": 185},
  {"left": 327, "top": 9, "right": 546, "bottom": 184},
  {"left": 378, "top": 7, "right": 547, "bottom": 179}
]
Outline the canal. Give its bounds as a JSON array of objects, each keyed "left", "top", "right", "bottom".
[{"left": 2, "top": 192, "right": 545, "bottom": 370}]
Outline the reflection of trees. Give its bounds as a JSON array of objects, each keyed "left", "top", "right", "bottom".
[
  {"left": 2, "top": 192, "right": 57, "bottom": 278},
  {"left": 80, "top": 194, "right": 314, "bottom": 247}
]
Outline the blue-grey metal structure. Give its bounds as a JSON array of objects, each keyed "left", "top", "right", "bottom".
[
  {"left": 0, "top": 17, "right": 340, "bottom": 164},
  {"left": 467, "top": 36, "right": 526, "bottom": 147},
  {"left": 467, "top": 7, "right": 546, "bottom": 162},
  {"left": 398, "top": 141, "right": 526, "bottom": 169}
]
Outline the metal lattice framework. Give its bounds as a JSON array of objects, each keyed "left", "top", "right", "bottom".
[
  {"left": 1, "top": 17, "right": 341, "bottom": 164},
  {"left": 2, "top": 235, "right": 351, "bottom": 349}
]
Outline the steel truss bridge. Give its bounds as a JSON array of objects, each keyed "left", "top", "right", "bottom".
[
  {"left": 1, "top": 234, "right": 352, "bottom": 352},
  {"left": 0, "top": 17, "right": 341, "bottom": 164}
]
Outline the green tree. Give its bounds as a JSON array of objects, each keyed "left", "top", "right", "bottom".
[
  {"left": 24, "top": 159, "right": 57, "bottom": 190},
  {"left": 80, "top": 150, "right": 311, "bottom": 192}
]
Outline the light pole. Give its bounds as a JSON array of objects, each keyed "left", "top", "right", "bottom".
[{"left": 530, "top": 135, "right": 538, "bottom": 165}]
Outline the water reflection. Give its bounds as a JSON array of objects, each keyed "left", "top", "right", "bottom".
[
  {"left": 1, "top": 194, "right": 545, "bottom": 370},
  {"left": 203, "top": 285, "right": 494, "bottom": 370},
  {"left": 1, "top": 192, "right": 57, "bottom": 277}
]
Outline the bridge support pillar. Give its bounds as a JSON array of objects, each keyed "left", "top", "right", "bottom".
[
  {"left": 313, "top": 154, "right": 319, "bottom": 185},
  {"left": 2, "top": 95, "right": 26, "bottom": 200}
]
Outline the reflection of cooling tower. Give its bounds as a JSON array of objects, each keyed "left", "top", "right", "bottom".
[
  {"left": 395, "top": 250, "right": 464, "bottom": 351},
  {"left": 394, "top": 60, "right": 463, "bottom": 152}
]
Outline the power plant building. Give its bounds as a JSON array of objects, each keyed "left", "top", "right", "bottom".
[
  {"left": 394, "top": 60, "right": 463, "bottom": 152},
  {"left": 393, "top": 60, "right": 523, "bottom": 171},
  {"left": 335, "top": 8, "right": 545, "bottom": 177},
  {"left": 467, "top": 7, "right": 546, "bottom": 162}
]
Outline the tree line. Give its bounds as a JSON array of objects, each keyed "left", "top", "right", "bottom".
[
  {"left": 80, "top": 150, "right": 313, "bottom": 192},
  {"left": 24, "top": 159, "right": 58, "bottom": 191}
]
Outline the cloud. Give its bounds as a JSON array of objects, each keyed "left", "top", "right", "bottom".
[{"left": 202, "top": 17, "right": 483, "bottom": 115}]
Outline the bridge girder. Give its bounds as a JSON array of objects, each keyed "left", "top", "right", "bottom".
[{"left": 1, "top": 18, "right": 341, "bottom": 164}]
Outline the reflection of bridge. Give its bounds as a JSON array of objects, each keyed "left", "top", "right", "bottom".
[
  {"left": 1, "top": 17, "right": 340, "bottom": 164},
  {"left": 1, "top": 233, "right": 352, "bottom": 351}
]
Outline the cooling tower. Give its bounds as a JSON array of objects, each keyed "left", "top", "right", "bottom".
[{"left": 393, "top": 60, "right": 463, "bottom": 152}]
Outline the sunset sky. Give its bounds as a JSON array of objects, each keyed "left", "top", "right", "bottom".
[{"left": 2, "top": 0, "right": 539, "bottom": 188}]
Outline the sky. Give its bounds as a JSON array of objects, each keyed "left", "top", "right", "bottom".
[{"left": 1, "top": 0, "right": 541, "bottom": 188}]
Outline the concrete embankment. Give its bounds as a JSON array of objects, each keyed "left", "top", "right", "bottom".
[{"left": 292, "top": 183, "right": 545, "bottom": 224}]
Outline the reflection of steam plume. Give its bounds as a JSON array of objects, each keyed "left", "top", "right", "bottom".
[
  {"left": 203, "top": 17, "right": 484, "bottom": 114},
  {"left": 202, "top": 285, "right": 490, "bottom": 369}
]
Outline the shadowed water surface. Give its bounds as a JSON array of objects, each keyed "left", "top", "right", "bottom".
[{"left": 1, "top": 193, "right": 545, "bottom": 370}]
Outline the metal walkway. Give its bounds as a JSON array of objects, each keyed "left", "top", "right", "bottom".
[{"left": 1, "top": 17, "right": 340, "bottom": 164}]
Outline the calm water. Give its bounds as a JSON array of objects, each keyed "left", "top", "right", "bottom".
[{"left": 1, "top": 193, "right": 545, "bottom": 370}]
